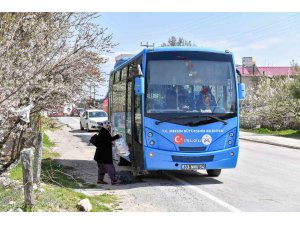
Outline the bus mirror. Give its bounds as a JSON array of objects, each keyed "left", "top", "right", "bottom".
[
  {"left": 135, "top": 77, "right": 144, "bottom": 95},
  {"left": 238, "top": 83, "right": 246, "bottom": 100}
]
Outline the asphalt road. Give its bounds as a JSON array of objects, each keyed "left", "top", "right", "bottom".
[{"left": 49, "top": 116, "right": 300, "bottom": 212}]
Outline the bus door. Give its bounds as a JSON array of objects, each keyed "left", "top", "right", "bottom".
[
  {"left": 131, "top": 78, "right": 144, "bottom": 171},
  {"left": 125, "top": 79, "right": 134, "bottom": 165}
]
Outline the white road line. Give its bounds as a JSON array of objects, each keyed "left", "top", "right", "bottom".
[{"left": 166, "top": 173, "right": 242, "bottom": 212}]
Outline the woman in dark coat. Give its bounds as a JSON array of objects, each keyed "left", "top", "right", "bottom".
[{"left": 94, "top": 121, "right": 121, "bottom": 185}]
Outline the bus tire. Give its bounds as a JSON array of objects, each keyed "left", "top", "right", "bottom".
[{"left": 206, "top": 169, "right": 221, "bottom": 177}]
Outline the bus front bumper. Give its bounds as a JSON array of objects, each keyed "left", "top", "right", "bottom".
[{"left": 144, "top": 146, "right": 239, "bottom": 171}]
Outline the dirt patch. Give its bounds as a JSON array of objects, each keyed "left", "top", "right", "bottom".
[{"left": 45, "top": 119, "right": 149, "bottom": 211}]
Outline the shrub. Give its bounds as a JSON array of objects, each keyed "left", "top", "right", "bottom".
[{"left": 240, "top": 76, "right": 300, "bottom": 130}]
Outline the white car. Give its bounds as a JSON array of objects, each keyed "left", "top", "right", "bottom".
[{"left": 80, "top": 109, "right": 108, "bottom": 131}]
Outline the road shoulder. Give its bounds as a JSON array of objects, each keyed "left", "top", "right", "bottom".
[{"left": 239, "top": 131, "right": 300, "bottom": 150}]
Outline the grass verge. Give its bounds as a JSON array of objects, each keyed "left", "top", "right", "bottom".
[
  {"left": 1, "top": 133, "right": 118, "bottom": 212},
  {"left": 241, "top": 128, "right": 300, "bottom": 139},
  {"left": 41, "top": 116, "right": 63, "bottom": 131},
  {"left": 43, "top": 133, "right": 56, "bottom": 149}
]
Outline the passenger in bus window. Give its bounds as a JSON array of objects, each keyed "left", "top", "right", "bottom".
[
  {"left": 166, "top": 86, "right": 177, "bottom": 109},
  {"left": 203, "top": 95, "right": 212, "bottom": 110},
  {"left": 178, "top": 86, "right": 188, "bottom": 109},
  {"left": 186, "top": 86, "right": 195, "bottom": 110}
]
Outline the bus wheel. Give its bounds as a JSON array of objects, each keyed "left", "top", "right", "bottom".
[
  {"left": 133, "top": 171, "right": 147, "bottom": 179},
  {"left": 206, "top": 169, "right": 221, "bottom": 177}
]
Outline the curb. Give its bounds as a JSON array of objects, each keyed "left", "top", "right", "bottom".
[{"left": 239, "top": 137, "right": 300, "bottom": 150}]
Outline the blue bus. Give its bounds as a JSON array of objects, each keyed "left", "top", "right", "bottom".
[{"left": 109, "top": 47, "right": 245, "bottom": 177}]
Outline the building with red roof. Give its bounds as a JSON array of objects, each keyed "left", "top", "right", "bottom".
[
  {"left": 257, "top": 67, "right": 294, "bottom": 77},
  {"left": 236, "top": 57, "right": 296, "bottom": 89},
  {"left": 237, "top": 65, "right": 295, "bottom": 77}
]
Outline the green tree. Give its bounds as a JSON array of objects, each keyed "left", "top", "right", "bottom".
[
  {"left": 161, "top": 36, "right": 196, "bottom": 47},
  {"left": 289, "top": 61, "right": 300, "bottom": 99}
]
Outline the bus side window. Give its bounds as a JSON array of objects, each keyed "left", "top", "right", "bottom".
[
  {"left": 129, "top": 63, "right": 137, "bottom": 77},
  {"left": 121, "top": 67, "right": 128, "bottom": 80},
  {"left": 114, "top": 71, "right": 121, "bottom": 83}
]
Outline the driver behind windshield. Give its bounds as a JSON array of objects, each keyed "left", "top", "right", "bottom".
[{"left": 196, "top": 86, "right": 217, "bottom": 111}]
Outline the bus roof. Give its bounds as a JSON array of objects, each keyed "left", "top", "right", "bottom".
[
  {"left": 111, "top": 47, "right": 232, "bottom": 73},
  {"left": 147, "top": 47, "right": 231, "bottom": 54}
]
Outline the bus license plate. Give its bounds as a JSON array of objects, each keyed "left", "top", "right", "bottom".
[{"left": 182, "top": 164, "right": 206, "bottom": 170}]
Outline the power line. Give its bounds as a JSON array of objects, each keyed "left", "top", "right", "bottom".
[
  {"left": 141, "top": 13, "right": 215, "bottom": 38},
  {"left": 224, "top": 13, "right": 300, "bottom": 45},
  {"left": 141, "top": 13, "right": 227, "bottom": 43},
  {"left": 227, "top": 18, "right": 300, "bottom": 49},
  {"left": 175, "top": 14, "right": 235, "bottom": 38}
]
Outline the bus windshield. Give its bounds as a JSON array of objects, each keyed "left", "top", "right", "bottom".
[{"left": 146, "top": 52, "right": 236, "bottom": 123}]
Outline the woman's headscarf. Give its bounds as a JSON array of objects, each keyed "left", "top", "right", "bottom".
[{"left": 99, "top": 121, "right": 111, "bottom": 130}]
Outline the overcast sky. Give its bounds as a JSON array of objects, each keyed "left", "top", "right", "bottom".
[{"left": 95, "top": 12, "right": 300, "bottom": 98}]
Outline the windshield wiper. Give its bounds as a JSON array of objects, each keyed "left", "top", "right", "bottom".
[
  {"left": 155, "top": 115, "right": 227, "bottom": 125},
  {"left": 185, "top": 115, "right": 228, "bottom": 126}
]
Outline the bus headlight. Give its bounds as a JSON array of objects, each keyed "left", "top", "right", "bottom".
[
  {"left": 148, "top": 132, "right": 153, "bottom": 137},
  {"left": 225, "top": 128, "right": 236, "bottom": 148},
  {"left": 149, "top": 140, "right": 155, "bottom": 146}
]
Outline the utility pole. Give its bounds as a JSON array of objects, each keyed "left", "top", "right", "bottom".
[
  {"left": 88, "top": 81, "right": 99, "bottom": 108},
  {"left": 140, "top": 42, "right": 155, "bottom": 48}
]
